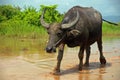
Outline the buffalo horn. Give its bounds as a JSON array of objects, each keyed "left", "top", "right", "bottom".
[
  {"left": 61, "top": 11, "right": 79, "bottom": 29},
  {"left": 40, "top": 9, "right": 50, "bottom": 29}
]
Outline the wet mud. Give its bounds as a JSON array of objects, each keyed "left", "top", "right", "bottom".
[{"left": 0, "top": 37, "right": 120, "bottom": 80}]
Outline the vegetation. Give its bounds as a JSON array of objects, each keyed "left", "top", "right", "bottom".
[
  {"left": 102, "top": 22, "right": 120, "bottom": 36},
  {"left": 0, "top": 5, "right": 120, "bottom": 38},
  {"left": 0, "top": 5, "right": 63, "bottom": 38}
]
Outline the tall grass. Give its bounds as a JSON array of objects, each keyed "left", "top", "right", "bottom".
[
  {"left": 0, "top": 20, "right": 120, "bottom": 38},
  {"left": 102, "top": 22, "right": 120, "bottom": 36},
  {"left": 0, "top": 20, "right": 47, "bottom": 38}
]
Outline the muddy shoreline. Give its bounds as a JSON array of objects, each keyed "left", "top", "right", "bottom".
[{"left": 0, "top": 51, "right": 120, "bottom": 80}]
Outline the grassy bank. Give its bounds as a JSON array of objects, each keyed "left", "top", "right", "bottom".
[
  {"left": 0, "top": 20, "right": 120, "bottom": 38},
  {"left": 0, "top": 5, "right": 120, "bottom": 38},
  {"left": 0, "top": 20, "right": 47, "bottom": 38},
  {"left": 102, "top": 22, "right": 120, "bottom": 36}
]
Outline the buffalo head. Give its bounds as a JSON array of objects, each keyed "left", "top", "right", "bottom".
[{"left": 40, "top": 9, "right": 79, "bottom": 53}]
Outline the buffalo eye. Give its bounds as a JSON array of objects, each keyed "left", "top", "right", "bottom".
[
  {"left": 47, "top": 31, "right": 50, "bottom": 34},
  {"left": 57, "top": 32, "right": 62, "bottom": 37}
]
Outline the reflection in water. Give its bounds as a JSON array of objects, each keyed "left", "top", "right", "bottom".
[
  {"left": 98, "top": 67, "right": 104, "bottom": 80},
  {"left": 78, "top": 64, "right": 107, "bottom": 80},
  {"left": 79, "top": 70, "right": 90, "bottom": 80},
  {"left": 53, "top": 75, "right": 60, "bottom": 80}
]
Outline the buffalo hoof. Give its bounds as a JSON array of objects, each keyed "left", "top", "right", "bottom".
[
  {"left": 53, "top": 68, "right": 61, "bottom": 75},
  {"left": 78, "top": 66, "right": 82, "bottom": 71},
  {"left": 84, "top": 63, "right": 89, "bottom": 67},
  {"left": 53, "top": 71, "right": 61, "bottom": 75},
  {"left": 100, "top": 57, "right": 106, "bottom": 64}
]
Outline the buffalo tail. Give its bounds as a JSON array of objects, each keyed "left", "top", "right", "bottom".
[{"left": 102, "top": 19, "right": 118, "bottom": 25}]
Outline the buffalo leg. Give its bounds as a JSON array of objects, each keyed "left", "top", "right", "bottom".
[
  {"left": 54, "top": 44, "right": 65, "bottom": 74},
  {"left": 78, "top": 46, "right": 85, "bottom": 71},
  {"left": 84, "top": 46, "right": 91, "bottom": 66},
  {"left": 97, "top": 38, "right": 106, "bottom": 64}
]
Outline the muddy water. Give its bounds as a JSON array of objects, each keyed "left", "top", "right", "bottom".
[{"left": 0, "top": 36, "right": 120, "bottom": 80}]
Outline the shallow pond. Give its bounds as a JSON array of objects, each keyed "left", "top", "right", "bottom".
[
  {"left": 0, "top": 36, "right": 120, "bottom": 80},
  {"left": 0, "top": 36, "right": 120, "bottom": 60}
]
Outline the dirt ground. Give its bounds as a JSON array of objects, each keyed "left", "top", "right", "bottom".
[{"left": 0, "top": 51, "right": 120, "bottom": 80}]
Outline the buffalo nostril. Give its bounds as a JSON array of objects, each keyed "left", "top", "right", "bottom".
[{"left": 46, "top": 47, "right": 52, "bottom": 53}]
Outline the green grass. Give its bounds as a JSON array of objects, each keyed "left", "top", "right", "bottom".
[
  {"left": 0, "top": 20, "right": 47, "bottom": 38},
  {"left": 0, "top": 20, "right": 120, "bottom": 38},
  {"left": 102, "top": 22, "right": 120, "bottom": 36}
]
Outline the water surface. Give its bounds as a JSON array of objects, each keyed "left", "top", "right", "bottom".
[
  {"left": 0, "top": 36, "right": 120, "bottom": 60},
  {"left": 0, "top": 36, "right": 120, "bottom": 80}
]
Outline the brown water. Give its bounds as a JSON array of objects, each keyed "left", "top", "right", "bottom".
[{"left": 0, "top": 36, "right": 120, "bottom": 80}]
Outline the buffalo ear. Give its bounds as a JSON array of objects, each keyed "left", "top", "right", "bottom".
[{"left": 67, "top": 30, "right": 81, "bottom": 37}]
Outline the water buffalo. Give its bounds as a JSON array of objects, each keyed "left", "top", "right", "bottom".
[{"left": 40, "top": 6, "right": 108, "bottom": 74}]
